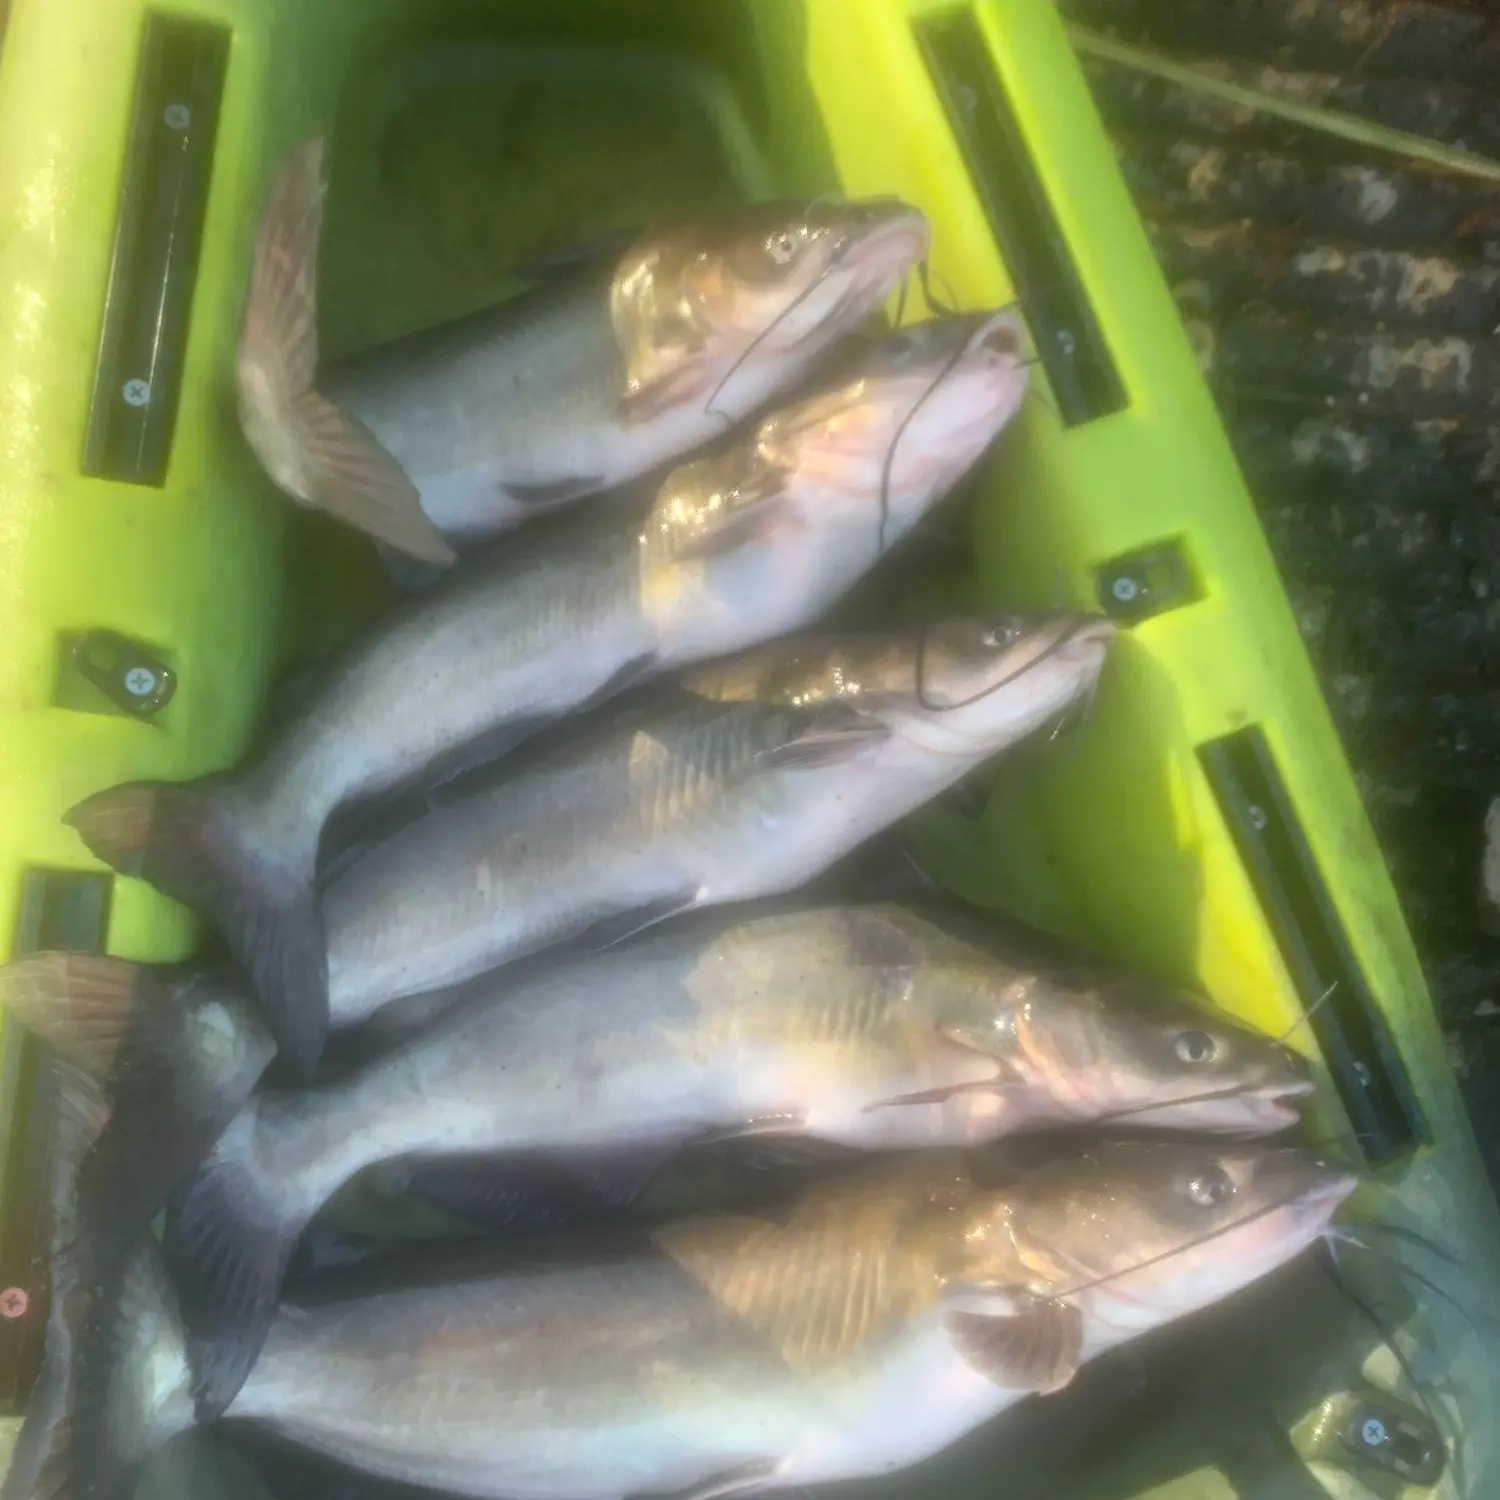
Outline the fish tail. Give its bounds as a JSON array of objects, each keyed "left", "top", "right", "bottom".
[
  {"left": 236, "top": 135, "right": 454, "bottom": 567},
  {"left": 162, "top": 1118, "right": 300, "bottom": 1419},
  {"left": 2, "top": 1031, "right": 200, "bottom": 1500},
  {"left": 63, "top": 779, "right": 328, "bottom": 1076},
  {"left": 7, "top": 1239, "right": 202, "bottom": 1500},
  {"left": 0, "top": 954, "right": 277, "bottom": 1273}
]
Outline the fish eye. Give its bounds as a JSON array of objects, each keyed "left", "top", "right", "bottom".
[
  {"left": 979, "top": 623, "right": 1021, "bottom": 650},
  {"left": 1174, "top": 1029, "right": 1218, "bottom": 1065},
  {"left": 1185, "top": 1167, "right": 1234, "bottom": 1208},
  {"left": 765, "top": 228, "right": 802, "bottom": 265}
]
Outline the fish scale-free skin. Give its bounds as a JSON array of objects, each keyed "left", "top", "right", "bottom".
[
  {"left": 226, "top": 1164, "right": 1010, "bottom": 1500},
  {"left": 324, "top": 267, "right": 634, "bottom": 543},
  {"left": 200, "top": 908, "right": 1016, "bottom": 1235},
  {"left": 325, "top": 699, "right": 821, "bottom": 1020},
  {"left": 206, "top": 1144, "right": 1353, "bottom": 1500},
  {"left": 322, "top": 614, "right": 1112, "bottom": 1025},
  {"left": 156, "top": 894, "right": 1309, "bottom": 1409},
  {"left": 314, "top": 201, "right": 933, "bottom": 549},
  {"left": 235, "top": 135, "right": 931, "bottom": 560},
  {"left": 231, "top": 1259, "right": 800, "bottom": 1500},
  {"left": 65, "top": 310, "right": 1031, "bottom": 1075}
]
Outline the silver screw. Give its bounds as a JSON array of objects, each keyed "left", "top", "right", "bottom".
[
  {"left": 1361, "top": 1416, "right": 1388, "bottom": 1448},
  {"left": 1247, "top": 805, "right": 1268, "bottom": 831},
  {"left": 164, "top": 103, "right": 191, "bottom": 131},
  {"left": 1111, "top": 575, "right": 1139, "bottom": 603},
  {"left": 1058, "top": 329, "right": 1077, "bottom": 356},
  {"left": 123, "top": 666, "right": 158, "bottom": 698},
  {"left": 1354, "top": 1061, "right": 1372, "bottom": 1087},
  {"left": 122, "top": 378, "right": 151, "bottom": 408}
]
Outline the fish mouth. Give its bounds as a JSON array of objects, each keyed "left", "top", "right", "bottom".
[
  {"left": 1122, "top": 1079, "right": 1316, "bottom": 1135},
  {"left": 1235, "top": 1079, "right": 1318, "bottom": 1132},
  {"left": 837, "top": 210, "right": 932, "bottom": 283}
]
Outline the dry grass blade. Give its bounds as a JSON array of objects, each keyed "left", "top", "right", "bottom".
[{"left": 1065, "top": 24, "right": 1500, "bottom": 185}]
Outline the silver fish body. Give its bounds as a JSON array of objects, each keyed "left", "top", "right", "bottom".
[
  {"left": 236, "top": 134, "right": 930, "bottom": 561},
  {"left": 322, "top": 613, "right": 1115, "bottom": 1026},
  {"left": 64, "top": 312, "right": 1029, "bottom": 1076},
  {"left": 156, "top": 898, "right": 1309, "bottom": 1385},
  {"left": 195, "top": 899, "right": 1313, "bottom": 1256},
  {"left": 171, "top": 1142, "right": 1350, "bottom": 1500}
]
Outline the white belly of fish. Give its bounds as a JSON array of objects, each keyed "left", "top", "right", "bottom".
[{"left": 778, "top": 1314, "right": 1025, "bottom": 1489}]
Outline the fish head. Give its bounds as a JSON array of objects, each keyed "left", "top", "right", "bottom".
[
  {"left": 613, "top": 197, "right": 929, "bottom": 422},
  {"left": 753, "top": 311, "right": 1031, "bottom": 542},
  {"left": 995, "top": 1139, "right": 1357, "bottom": 1334},
  {"left": 851, "top": 612, "right": 1115, "bottom": 759},
  {"left": 949, "top": 972, "right": 1316, "bottom": 1135}
]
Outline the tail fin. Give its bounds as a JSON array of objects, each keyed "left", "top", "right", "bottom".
[
  {"left": 63, "top": 781, "right": 328, "bottom": 1075},
  {"left": 4, "top": 1017, "right": 200, "bottom": 1500},
  {"left": 0, "top": 954, "right": 276, "bottom": 1269},
  {"left": 10, "top": 1240, "right": 199, "bottom": 1500},
  {"left": 163, "top": 1117, "right": 299, "bottom": 1420},
  {"left": 236, "top": 135, "right": 455, "bottom": 567}
]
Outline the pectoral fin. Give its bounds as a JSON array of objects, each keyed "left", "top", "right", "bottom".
[
  {"left": 944, "top": 1290, "right": 1082, "bottom": 1393},
  {"left": 762, "top": 709, "right": 890, "bottom": 771}
]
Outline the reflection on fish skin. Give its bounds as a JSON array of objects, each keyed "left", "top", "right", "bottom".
[
  {"left": 320, "top": 612, "right": 1114, "bottom": 1027},
  {"left": 132, "top": 895, "right": 1312, "bottom": 1406},
  {"left": 62, "top": 308, "right": 1029, "bottom": 1080},
  {"left": 50, "top": 1141, "right": 1355, "bottom": 1500},
  {"left": 237, "top": 136, "right": 931, "bottom": 559}
]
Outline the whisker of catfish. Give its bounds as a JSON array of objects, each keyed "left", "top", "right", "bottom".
[
  {"left": 876, "top": 337, "right": 969, "bottom": 554},
  {"left": 1089, "top": 1081, "right": 1277, "bottom": 1130},
  {"left": 1060, "top": 1189, "right": 1309, "bottom": 1301},
  {"left": 916, "top": 612, "right": 1094, "bottom": 715},
  {"left": 1295, "top": 1132, "right": 1377, "bottom": 1157},
  {"left": 1319, "top": 1249, "right": 1460, "bottom": 1494},
  {"left": 704, "top": 269, "right": 833, "bottom": 422},
  {"left": 1022, "top": 379, "right": 1062, "bottom": 423},
  {"left": 917, "top": 259, "right": 958, "bottom": 317},
  {"left": 1330, "top": 1237, "right": 1473, "bottom": 1324},
  {"left": 1353, "top": 1220, "right": 1464, "bottom": 1266},
  {"left": 1272, "top": 982, "right": 1339, "bottom": 1048},
  {"left": 892, "top": 264, "right": 911, "bottom": 332}
]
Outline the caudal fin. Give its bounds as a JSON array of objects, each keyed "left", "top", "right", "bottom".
[
  {"left": 63, "top": 781, "right": 328, "bottom": 1075},
  {"left": 0, "top": 954, "right": 276, "bottom": 1270},
  {"left": 3, "top": 1018, "right": 201, "bottom": 1500},
  {"left": 236, "top": 135, "right": 455, "bottom": 567},
  {"left": 163, "top": 1116, "right": 300, "bottom": 1420},
  {"left": 5, "top": 1238, "right": 200, "bottom": 1500}
]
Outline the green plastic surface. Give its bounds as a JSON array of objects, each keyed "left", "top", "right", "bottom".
[{"left": 0, "top": 1, "right": 1494, "bottom": 1496}]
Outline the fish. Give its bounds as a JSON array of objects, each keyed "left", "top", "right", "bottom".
[
  {"left": 37, "top": 1139, "right": 1356, "bottom": 1500},
  {"left": 96, "top": 897, "right": 1303, "bottom": 1399},
  {"left": 61, "top": 310, "right": 1032, "bottom": 1076},
  {"left": 319, "top": 610, "right": 1114, "bottom": 1031},
  {"left": 235, "top": 136, "right": 930, "bottom": 564},
  {"left": 0, "top": 956, "right": 275, "bottom": 1273}
]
